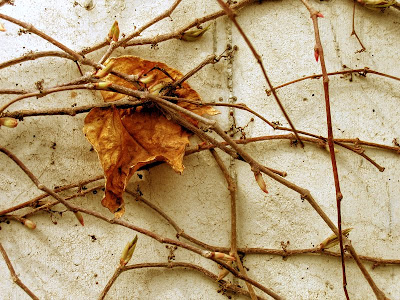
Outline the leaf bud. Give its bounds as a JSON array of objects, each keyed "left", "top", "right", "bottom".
[
  {"left": 149, "top": 82, "right": 167, "bottom": 95},
  {"left": 107, "top": 21, "right": 120, "bottom": 42},
  {"left": 314, "top": 45, "right": 319, "bottom": 62},
  {"left": 357, "top": 0, "right": 396, "bottom": 8},
  {"left": 0, "top": 23, "right": 5, "bottom": 32},
  {"left": 22, "top": 218, "right": 36, "bottom": 230},
  {"left": 73, "top": 211, "right": 85, "bottom": 226},
  {"left": 181, "top": 24, "right": 210, "bottom": 42},
  {"left": 0, "top": 117, "right": 18, "bottom": 128},
  {"left": 120, "top": 235, "right": 138, "bottom": 266},
  {"left": 254, "top": 171, "right": 268, "bottom": 194},
  {"left": 94, "top": 60, "right": 115, "bottom": 78},
  {"left": 139, "top": 74, "right": 155, "bottom": 84},
  {"left": 211, "top": 252, "right": 236, "bottom": 262},
  {"left": 94, "top": 81, "right": 113, "bottom": 89},
  {"left": 319, "top": 228, "right": 353, "bottom": 250}
]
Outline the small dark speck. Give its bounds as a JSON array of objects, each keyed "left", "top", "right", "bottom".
[
  {"left": 81, "top": 186, "right": 87, "bottom": 190},
  {"left": 102, "top": 188, "right": 105, "bottom": 191},
  {"left": 6, "top": 220, "right": 10, "bottom": 224},
  {"left": 95, "top": 282, "right": 98, "bottom": 285},
  {"left": 389, "top": 178, "right": 391, "bottom": 181},
  {"left": 373, "top": 109, "right": 375, "bottom": 112},
  {"left": 93, "top": 190, "right": 97, "bottom": 194},
  {"left": 33, "top": 135, "right": 36, "bottom": 138},
  {"left": 312, "top": 94, "right": 315, "bottom": 96},
  {"left": 89, "top": 147, "right": 94, "bottom": 152},
  {"left": 137, "top": 173, "right": 143, "bottom": 179}
]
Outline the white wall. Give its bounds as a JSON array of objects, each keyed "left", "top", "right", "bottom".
[{"left": 1, "top": 0, "right": 399, "bottom": 299}]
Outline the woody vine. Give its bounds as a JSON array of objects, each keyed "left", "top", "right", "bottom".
[{"left": 1, "top": 0, "right": 399, "bottom": 299}]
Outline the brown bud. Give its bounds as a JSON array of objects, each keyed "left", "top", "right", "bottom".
[
  {"left": 73, "top": 211, "right": 85, "bottom": 226},
  {"left": 254, "top": 171, "right": 268, "bottom": 194},
  {"left": 211, "top": 252, "right": 236, "bottom": 262},
  {"left": 314, "top": 46, "right": 319, "bottom": 62}
]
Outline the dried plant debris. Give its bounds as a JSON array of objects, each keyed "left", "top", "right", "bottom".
[{"left": 83, "top": 56, "right": 218, "bottom": 217}]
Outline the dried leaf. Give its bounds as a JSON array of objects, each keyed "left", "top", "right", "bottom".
[
  {"left": 100, "top": 56, "right": 219, "bottom": 124},
  {"left": 84, "top": 106, "right": 190, "bottom": 216},
  {"left": 83, "top": 56, "right": 219, "bottom": 217}
]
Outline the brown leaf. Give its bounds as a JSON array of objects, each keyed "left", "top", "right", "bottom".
[
  {"left": 83, "top": 56, "right": 218, "bottom": 217},
  {"left": 101, "top": 56, "right": 219, "bottom": 124}
]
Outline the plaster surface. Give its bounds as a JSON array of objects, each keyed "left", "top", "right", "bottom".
[{"left": 0, "top": 1, "right": 399, "bottom": 299}]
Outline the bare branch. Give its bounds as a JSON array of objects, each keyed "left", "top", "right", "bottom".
[{"left": 0, "top": 243, "right": 39, "bottom": 300}]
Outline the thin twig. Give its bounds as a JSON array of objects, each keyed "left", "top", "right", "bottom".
[
  {"left": 0, "top": 89, "right": 28, "bottom": 95},
  {"left": 0, "top": 146, "right": 282, "bottom": 299},
  {"left": 0, "top": 243, "right": 39, "bottom": 300},
  {"left": 299, "top": 2, "right": 349, "bottom": 298},
  {"left": 0, "top": 0, "right": 256, "bottom": 71},
  {"left": 210, "top": 149, "right": 258, "bottom": 300},
  {"left": 351, "top": 1, "right": 366, "bottom": 53},
  {"left": 124, "top": 262, "right": 268, "bottom": 300},
  {"left": 2, "top": 99, "right": 143, "bottom": 119},
  {"left": 99, "top": 0, "right": 183, "bottom": 65},
  {"left": 216, "top": 0, "right": 304, "bottom": 148},
  {"left": 266, "top": 67, "right": 400, "bottom": 94},
  {"left": 0, "top": 51, "right": 73, "bottom": 70},
  {"left": 21, "top": 184, "right": 104, "bottom": 218},
  {"left": 0, "top": 83, "right": 93, "bottom": 113},
  {"left": 98, "top": 265, "right": 124, "bottom": 300},
  {"left": 300, "top": 2, "right": 389, "bottom": 299},
  {"left": 78, "top": 207, "right": 283, "bottom": 299},
  {"left": 126, "top": 189, "right": 218, "bottom": 251},
  {"left": 0, "top": 13, "right": 84, "bottom": 63},
  {"left": 0, "top": 175, "right": 103, "bottom": 216},
  {"left": 124, "top": 0, "right": 258, "bottom": 47},
  {"left": 126, "top": 190, "right": 400, "bottom": 266}
]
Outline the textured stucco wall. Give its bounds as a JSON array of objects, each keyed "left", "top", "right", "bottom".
[{"left": 1, "top": 0, "right": 399, "bottom": 299}]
